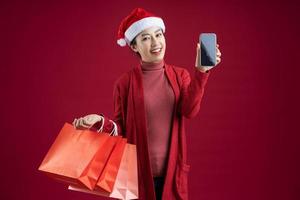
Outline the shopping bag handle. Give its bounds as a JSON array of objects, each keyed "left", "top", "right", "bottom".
[
  {"left": 96, "top": 115, "right": 105, "bottom": 133},
  {"left": 109, "top": 120, "right": 118, "bottom": 136},
  {"left": 96, "top": 117, "right": 118, "bottom": 136}
]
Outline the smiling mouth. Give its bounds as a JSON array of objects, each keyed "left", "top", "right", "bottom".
[{"left": 150, "top": 48, "right": 162, "bottom": 54}]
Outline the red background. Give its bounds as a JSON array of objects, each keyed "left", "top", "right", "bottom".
[{"left": 1, "top": 0, "right": 299, "bottom": 200}]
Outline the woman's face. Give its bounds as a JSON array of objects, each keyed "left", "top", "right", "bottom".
[{"left": 130, "top": 26, "right": 166, "bottom": 63}]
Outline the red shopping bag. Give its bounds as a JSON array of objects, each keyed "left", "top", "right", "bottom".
[
  {"left": 68, "top": 143, "right": 139, "bottom": 200},
  {"left": 38, "top": 123, "right": 120, "bottom": 190},
  {"left": 96, "top": 137, "right": 127, "bottom": 192}
]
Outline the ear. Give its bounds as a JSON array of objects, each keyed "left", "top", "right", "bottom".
[{"left": 130, "top": 44, "right": 138, "bottom": 52}]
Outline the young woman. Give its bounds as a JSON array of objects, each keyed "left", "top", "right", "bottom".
[{"left": 73, "top": 7, "right": 221, "bottom": 200}]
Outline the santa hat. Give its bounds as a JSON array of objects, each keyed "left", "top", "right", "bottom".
[{"left": 117, "top": 8, "right": 166, "bottom": 47}]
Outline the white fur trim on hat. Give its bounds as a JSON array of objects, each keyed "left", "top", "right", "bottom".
[
  {"left": 124, "top": 17, "right": 165, "bottom": 45},
  {"left": 117, "top": 38, "right": 127, "bottom": 47}
]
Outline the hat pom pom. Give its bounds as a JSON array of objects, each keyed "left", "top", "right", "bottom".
[{"left": 117, "top": 38, "right": 127, "bottom": 47}]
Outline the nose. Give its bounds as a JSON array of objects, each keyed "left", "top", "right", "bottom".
[{"left": 151, "top": 36, "right": 159, "bottom": 47}]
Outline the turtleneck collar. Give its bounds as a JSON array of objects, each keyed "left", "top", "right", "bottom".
[{"left": 140, "top": 59, "right": 165, "bottom": 71}]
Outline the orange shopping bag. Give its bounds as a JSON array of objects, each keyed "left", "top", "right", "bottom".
[
  {"left": 38, "top": 123, "right": 120, "bottom": 190},
  {"left": 68, "top": 143, "right": 139, "bottom": 200}
]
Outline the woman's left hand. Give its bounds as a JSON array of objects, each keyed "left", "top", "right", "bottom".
[{"left": 195, "top": 43, "right": 222, "bottom": 72}]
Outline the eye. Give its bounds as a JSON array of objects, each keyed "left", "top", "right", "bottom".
[
  {"left": 142, "top": 36, "right": 150, "bottom": 41},
  {"left": 156, "top": 33, "right": 163, "bottom": 37}
]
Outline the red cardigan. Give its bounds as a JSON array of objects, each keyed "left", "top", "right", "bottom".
[{"left": 112, "top": 63, "right": 210, "bottom": 200}]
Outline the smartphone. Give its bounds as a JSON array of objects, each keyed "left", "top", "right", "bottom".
[{"left": 199, "top": 33, "right": 217, "bottom": 66}]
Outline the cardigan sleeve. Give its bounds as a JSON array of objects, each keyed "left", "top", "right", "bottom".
[
  {"left": 178, "top": 68, "right": 210, "bottom": 118},
  {"left": 91, "top": 83, "right": 125, "bottom": 136},
  {"left": 112, "top": 83, "right": 126, "bottom": 137}
]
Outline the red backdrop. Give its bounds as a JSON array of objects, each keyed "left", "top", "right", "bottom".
[{"left": 1, "top": 0, "right": 299, "bottom": 200}]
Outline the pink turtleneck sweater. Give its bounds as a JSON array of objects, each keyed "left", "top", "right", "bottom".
[{"left": 140, "top": 59, "right": 175, "bottom": 177}]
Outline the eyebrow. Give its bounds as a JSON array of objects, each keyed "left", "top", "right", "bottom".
[{"left": 141, "top": 29, "right": 162, "bottom": 37}]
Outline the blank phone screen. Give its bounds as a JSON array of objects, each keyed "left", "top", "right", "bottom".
[{"left": 200, "top": 33, "right": 216, "bottom": 66}]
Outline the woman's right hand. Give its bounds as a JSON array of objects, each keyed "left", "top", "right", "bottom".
[
  {"left": 195, "top": 43, "right": 222, "bottom": 72},
  {"left": 72, "top": 114, "right": 103, "bottom": 129}
]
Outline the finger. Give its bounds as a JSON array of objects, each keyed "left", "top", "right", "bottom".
[
  {"left": 75, "top": 119, "right": 81, "bottom": 127},
  {"left": 72, "top": 119, "right": 77, "bottom": 127},
  {"left": 195, "top": 43, "right": 200, "bottom": 67},
  {"left": 78, "top": 119, "right": 84, "bottom": 127},
  {"left": 78, "top": 119, "right": 89, "bottom": 128},
  {"left": 82, "top": 120, "right": 91, "bottom": 128},
  {"left": 216, "top": 48, "right": 221, "bottom": 56}
]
